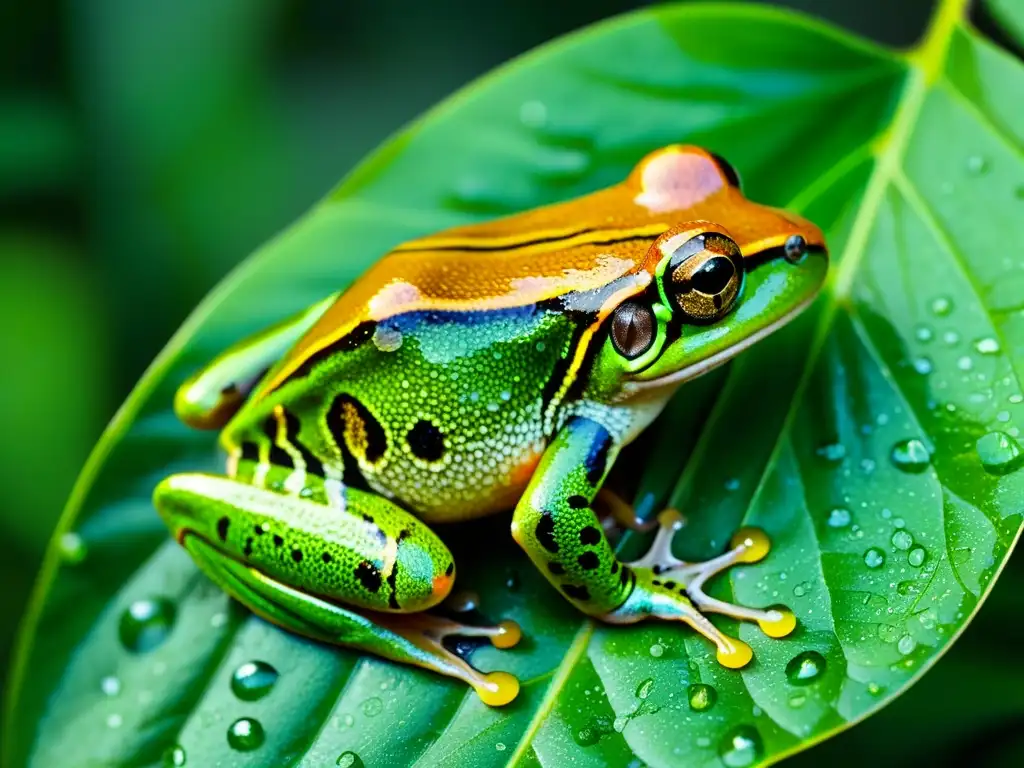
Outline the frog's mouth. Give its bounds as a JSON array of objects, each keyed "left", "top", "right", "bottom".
[{"left": 618, "top": 245, "right": 828, "bottom": 398}]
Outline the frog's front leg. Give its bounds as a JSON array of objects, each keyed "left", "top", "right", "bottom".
[
  {"left": 512, "top": 417, "right": 795, "bottom": 669},
  {"left": 155, "top": 474, "right": 521, "bottom": 706}
]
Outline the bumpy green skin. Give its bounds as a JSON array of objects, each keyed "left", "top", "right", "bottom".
[{"left": 156, "top": 246, "right": 827, "bottom": 675}]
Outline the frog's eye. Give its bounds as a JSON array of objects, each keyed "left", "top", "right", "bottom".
[
  {"left": 610, "top": 301, "right": 656, "bottom": 359},
  {"left": 664, "top": 231, "right": 744, "bottom": 323},
  {"left": 709, "top": 153, "right": 742, "bottom": 189}
]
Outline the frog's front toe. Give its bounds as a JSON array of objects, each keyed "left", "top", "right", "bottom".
[{"left": 614, "top": 513, "right": 796, "bottom": 666}]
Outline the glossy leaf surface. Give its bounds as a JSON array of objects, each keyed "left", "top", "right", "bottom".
[{"left": 7, "top": 1, "right": 1024, "bottom": 765}]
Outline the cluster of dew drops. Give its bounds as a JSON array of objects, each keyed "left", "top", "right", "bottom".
[{"left": 91, "top": 596, "right": 366, "bottom": 767}]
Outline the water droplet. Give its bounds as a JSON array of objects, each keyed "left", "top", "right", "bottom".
[
  {"left": 867, "top": 682, "right": 883, "bottom": 696},
  {"left": 362, "top": 697, "right": 383, "bottom": 717},
  {"left": 785, "top": 651, "right": 827, "bottom": 685},
  {"left": 447, "top": 590, "right": 479, "bottom": 612},
  {"left": 163, "top": 745, "right": 187, "bottom": 767},
  {"left": 231, "top": 661, "right": 278, "bottom": 702},
  {"left": 612, "top": 716, "right": 628, "bottom": 733},
  {"left": 864, "top": 548, "right": 886, "bottom": 569},
  {"left": 915, "top": 324, "right": 934, "bottom": 343},
  {"left": 908, "top": 547, "right": 927, "bottom": 567},
  {"left": 816, "top": 442, "right": 846, "bottom": 463},
  {"left": 788, "top": 692, "right": 807, "bottom": 708},
  {"left": 1010, "top": 394, "right": 1023, "bottom": 404},
  {"left": 966, "top": 155, "right": 988, "bottom": 174},
  {"left": 372, "top": 325, "right": 402, "bottom": 352},
  {"left": 878, "top": 623, "right": 900, "bottom": 643},
  {"left": 106, "top": 713, "right": 123, "bottom": 729},
  {"left": 336, "top": 752, "right": 364, "bottom": 768},
  {"left": 648, "top": 643, "right": 665, "bottom": 658},
  {"left": 890, "top": 439, "right": 931, "bottom": 473},
  {"left": 827, "top": 507, "right": 852, "bottom": 528},
  {"left": 718, "top": 725, "right": 763, "bottom": 767},
  {"left": 974, "top": 337, "right": 1000, "bottom": 355},
  {"left": 636, "top": 678, "right": 654, "bottom": 699},
  {"left": 519, "top": 100, "right": 548, "bottom": 128},
  {"left": 930, "top": 296, "right": 953, "bottom": 316},
  {"left": 504, "top": 570, "right": 520, "bottom": 591},
  {"left": 119, "top": 598, "right": 176, "bottom": 653},
  {"left": 976, "top": 431, "right": 1024, "bottom": 475},
  {"left": 724, "top": 477, "right": 741, "bottom": 492},
  {"left": 891, "top": 530, "right": 913, "bottom": 551},
  {"left": 688, "top": 683, "right": 717, "bottom": 712},
  {"left": 957, "top": 355, "right": 974, "bottom": 371},
  {"left": 495, "top": 743, "right": 507, "bottom": 752},
  {"left": 943, "top": 330, "right": 960, "bottom": 345},
  {"left": 897, "top": 635, "right": 917, "bottom": 655},
  {"left": 58, "top": 532, "right": 87, "bottom": 564},
  {"left": 100, "top": 675, "right": 121, "bottom": 697},
  {"left": 793, "top": 582, "right": 811, "bottom": 597},
  {"left": 575, "top": 727, "right": 601, "bottom": 747},
  {"left": 913, "top": 357, "right": 933, "bottom": 375},
  {"left": 227, "top": 718, "right": 265, "bottom": 752},
  {"left": 917, "top": 607, "right": 938, "bottom": 630}
]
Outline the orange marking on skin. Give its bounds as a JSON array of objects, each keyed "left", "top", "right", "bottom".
[{"left": 432, "top": 572, "right": 454, "bottom": 598}]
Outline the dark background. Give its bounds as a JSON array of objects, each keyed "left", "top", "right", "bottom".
[{"left": 3, "top": 0, "right": 1020, "bottom": 764}]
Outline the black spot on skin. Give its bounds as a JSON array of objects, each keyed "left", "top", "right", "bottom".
[
  {"left": 445, "top": 562, "right": 454, "bottom": 577},
  {"left": 663, "top": 580, "right": 677, "bottom": 590},
  {"left": 567, "top": 495, "right": 588, "bottom": 509},
  {"left": 328, "top": 394, "right": 388, "bottom": 465},
  {"left": 268, "top": 444, "right": 295, "bottom": 469},
  {"left": 322, "top": 552, "right": 332, "bottom": 563},
  {"left": 292, "top": 321, "right": 377, "bottom": 379},
  {"left": 562, "top": 584, "right": 591, "bottom": 601},
  {"left": 582, "top": 422, "right": 614, "bottom": 485},
  {"left": 292, "top": 549, "right": 303, "bottom": 563},
  {"left": 535, "top": 512, "right": 559, "bottom": 553},
  {"left": 679, "top": 587, "right": 688, "bottom": 597},
  {"left": 579, "top": 526, "right": 600, "bottom": 545},
  {"left": 397, "top": 529, "right": 412, "bottom": 542},
  {"left": 273, "top": 535, "right": 284, "bottom": 547},
  {"left": 652, "top": 579, "right": 662, "bottom": 587},
  {"left": 240, "top": 442, "right": 259, "bottom": 462},
  {"left": 354, "top": 560, "right": 382, "bottom": 592},
  {"left": 611, "top": 561, "right": 619, "bottom": 574},
  {"left": 619, "top": 565, "right": 632, "bottom": 587},
  {"left": 577, "top": 552, "right": 600, "bottom": 570},
  {"left": 283, "top": 409, "right": 324, "bottom": 477},
  {"left": 387, "top": 564, "right": 400, "bottom": 610},
  {"left": 407, "top": 420, "right": 445, "bottom": 462},
  {"left": 362, "top": 513, "right": 374, "bottom": 524},
  {"left": 652, "top": 564, "right": 664, "bottom": 575},
  {"left": 548, "top": 562, "right": 565, "bottom": 575},
  {"left": 254, "top": 525, "right": 264, "bottom": 536},
  {"left": 243, "top": 537, "right": 253, "bottom": 558},
  {"left": 216, "top": 517, "right": 230, "bottom": 542}
]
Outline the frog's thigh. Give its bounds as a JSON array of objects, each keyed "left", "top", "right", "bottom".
[
  {"left": 155, "top": 474, "right": 521, "bottom": 705},
  {"left": 511, "top": 417, "right": 793, "bottom": 670}
]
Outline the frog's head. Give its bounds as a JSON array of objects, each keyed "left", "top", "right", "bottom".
[{"left": 592, "top": 150, "right": 829, "bottom": 402}]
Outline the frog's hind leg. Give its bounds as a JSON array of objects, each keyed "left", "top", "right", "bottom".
[{"left": 184, "top": 536, "right": 521, "bottom": 706}]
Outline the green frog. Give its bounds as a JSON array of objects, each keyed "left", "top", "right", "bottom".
[{"left": 155, "top": 145, "right": 828, "bottom": 706}]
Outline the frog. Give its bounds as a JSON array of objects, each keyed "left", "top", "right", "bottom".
[{"left": 155, "top": 144, "right": 828, "bottom": 707}]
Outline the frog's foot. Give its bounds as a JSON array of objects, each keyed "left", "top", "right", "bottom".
[
  {"left": 610, "top": 518, "right": 796, "bottom": 668},
  {"left": 594, "top": 488, "right": 660, "bottom": 534},
  {"left": 373, "top": 613, "right": 523, "bottom": 707}
]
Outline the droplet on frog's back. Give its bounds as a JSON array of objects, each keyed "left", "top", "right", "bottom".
[
  {"left": 119, "top": 597, "right": 176, "bottom": 653},
  {"left": 227, "top": 718, "right": 265, "bottom": 752},
  {"left": 718, "top": 725, "right": 763, "bottom": 767},
  {"left": 231, "top": 661, "right": 278, "bottom": 701},
  {"left": 976, "top": 431, "right": 1024, "bottom": 475}
]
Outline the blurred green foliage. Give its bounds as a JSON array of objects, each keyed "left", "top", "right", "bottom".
[{"left": 12, "top": 1, "right": 1024, "bottom": 764}]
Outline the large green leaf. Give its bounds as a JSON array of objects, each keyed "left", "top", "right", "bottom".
[{"left": 7, "top": 0, "right": 1024, "bottom": 765}]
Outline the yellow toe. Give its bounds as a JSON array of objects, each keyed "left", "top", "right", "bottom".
[
  {"left": 476, "top": 671, "right": 520, "bottom": 707},
  {"left": 491, "top": 620, "right": 522, "bottom": 649},
  {"left": 758, "top": 606, "right": 797, "bottom": 638},
  {"left": 716, "top": 638, "right": 754, "bottom": 669},
  {"left": 730, "top": 527, "right": 771, "bottom": 563}
]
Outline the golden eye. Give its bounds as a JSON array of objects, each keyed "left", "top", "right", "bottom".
[
  {"left": 610, "top": 301, "right": 655, "bottom": 360},
  {"left": 665, "top": 231, "right": 744, "bottom": 322}
]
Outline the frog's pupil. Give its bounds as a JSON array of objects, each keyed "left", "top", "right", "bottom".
[{"left": 691, "top": 256, "right": 734, "bottom": 295}]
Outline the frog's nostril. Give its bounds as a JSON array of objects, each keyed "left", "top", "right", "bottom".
[{"left": 784, "top": 235, "right": 807, "bottom": 264}]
